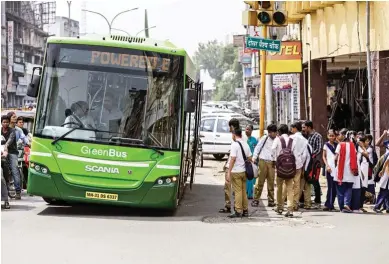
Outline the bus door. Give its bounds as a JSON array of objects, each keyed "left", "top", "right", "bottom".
[{"left": 189, "top": 81, "right": 202, "bottom": 189}]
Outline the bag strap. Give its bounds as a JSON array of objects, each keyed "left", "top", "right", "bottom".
[
  {"left": 258, "top": 136, "right": 268, "bottom": 156},
  {"left": 280, "top": 136, "right": 286, "bottom": 149},
  {"left": 236, "top": 141, "right": 247, "bottom": 162},
  {"left": 287, "top": 138, "right": 293, "bottom": 150}
]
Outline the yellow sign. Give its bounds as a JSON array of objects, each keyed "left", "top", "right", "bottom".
[
  {"left": 85, "top": 191, "right": 118, "bottom": 201},
  {"left": 261, "top": 41, "right": 302, "bottom": 74}
]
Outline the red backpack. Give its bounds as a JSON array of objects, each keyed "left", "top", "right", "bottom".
[{"left": 276, "top": 137, "right": 296, "bottom": 179}]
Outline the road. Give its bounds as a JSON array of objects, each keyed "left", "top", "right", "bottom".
[{"left": 2, "top": 156, "right": 388, "bottom": 264}]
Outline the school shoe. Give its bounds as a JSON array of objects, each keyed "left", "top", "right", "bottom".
[
  {"left": 242, "top": 210, "right": 249, "bottom": 217},
  {"left": 342, "top": 206, "right": 352, "bottom": 213},
  {"left": 268, "top": 202, "right": 276, "bottom": 207},
  {"left": 284, "top": 211, "right": 293, "bottom": 218},
  {"left": 15, "top": 193, "right": 21, "bottom": 200},
  {"left": 1, "top": 201, "right": 10, "bottom": 209},
  {"left": 275, "top": 208, "right": 283, "bottom": 215},
  {"left": 373, "top": 208, "right": 382, "bottom": 214},
  {"left": 228, "top": 212, "right": 242, "bottom": 218}
]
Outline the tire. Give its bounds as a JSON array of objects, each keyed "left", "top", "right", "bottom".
[
  {"left": 42, "top": 197, "right": 67, "bottom": 205},
  {"left": 213, "top": 154, "right": 225, "bottom": 160}
]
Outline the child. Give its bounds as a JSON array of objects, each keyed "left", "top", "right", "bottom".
[
  {"left": 351, "top": 136, "right": 371, "bottom": 212},
  {"left": 374, "top": 155, "right": 389, "bottom": 213},
  {"left": 366, "top": 134, "right": 376, "bottom": 204},
  {"left": 334, "top": 129, "right": 358, "bottom": 213},
  {"left": 245, "top": 125, "right": 258, "bottom": 199},
  {"left": 322, "top": 129, "right": 338, "bottom": 211}
]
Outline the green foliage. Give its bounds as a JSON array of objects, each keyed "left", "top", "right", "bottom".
[{"left": 193, "top": 40, "right": 243, "bottom": 101}]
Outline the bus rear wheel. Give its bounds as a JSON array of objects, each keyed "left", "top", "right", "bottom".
[{"left": 42, "top": 197, "right": 67, "bottom": 205}]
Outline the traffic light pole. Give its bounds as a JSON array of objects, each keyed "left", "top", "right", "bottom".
[{"left": 259, "top": 25, "right": 267, "bottom": 137}]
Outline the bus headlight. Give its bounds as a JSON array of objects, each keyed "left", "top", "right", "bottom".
[
  {"left": 30, "top": 162, "right": 49, "bottom": 174},
  {"left": 154, "top": 176, "right": 178, "bottom": 186}
]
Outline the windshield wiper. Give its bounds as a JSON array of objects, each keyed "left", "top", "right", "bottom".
[
  {"left": 51, "top": 127, "right": 116, "bottom": 145},
  {"left": 110, "top": 137, "right": 164, "bottom": 156}
]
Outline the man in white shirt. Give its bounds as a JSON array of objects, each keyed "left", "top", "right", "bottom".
[
  {"left": 251, "top": 124, "right": 277, "bottom": 207},
  {"left": 288, "top": 122, "right": 308, "bottom": 212},
  {"left": 219, "top": 118, "right": 241, "bottom": 214},
  {"left": 227, "top": 128, "right": 252, "bottom": 218},
  {"left": 272, "top": 124, "right": 298, "bottom": 217}
]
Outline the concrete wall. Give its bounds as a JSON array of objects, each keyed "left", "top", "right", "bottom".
[{"left": 295, "top": 1, "right": 389, "bottom": 63}]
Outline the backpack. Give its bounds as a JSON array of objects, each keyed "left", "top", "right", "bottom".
[
  {"left": 373, "top": 152, "right": 389, "bottom": 183},
  {"left": 304, "top": 144, "right": 322, "bottom": 183},
  {"left": 276, "top": 137, "right": 296, "bottom": 179},
  {"left": 236, "top": 141, "right": 255, "bottom": 180}
]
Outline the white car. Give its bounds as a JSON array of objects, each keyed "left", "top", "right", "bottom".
[{"left": 200, "top": 114, "right": 266, "bottom": 160}]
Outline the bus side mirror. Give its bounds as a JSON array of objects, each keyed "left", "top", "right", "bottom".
[
  {"left": 184, "top": 89, "right": 196, "bottom": 113},
  {"left": 27, "top": 67, "right": 42, "bottom": 98}
]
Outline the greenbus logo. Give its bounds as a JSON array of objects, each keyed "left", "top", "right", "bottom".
[{"left": 81, "top": 146, "right": 127, "bottom": 158}]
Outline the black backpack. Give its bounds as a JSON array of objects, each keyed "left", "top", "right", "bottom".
[{"left": 304, "top": 144, "right": 321, "bottom": 183}]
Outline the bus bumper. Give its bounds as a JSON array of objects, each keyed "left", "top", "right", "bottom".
[{"left": 27, "top": 171, "right": 177, "bottom": 209}]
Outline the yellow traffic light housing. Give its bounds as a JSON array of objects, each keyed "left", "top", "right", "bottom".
[
  {"left": 271, "top": 2, "right": 287, "bottom": 27},
  {"left": 244, "top": 1, "right": 260, "bottom": 10}
]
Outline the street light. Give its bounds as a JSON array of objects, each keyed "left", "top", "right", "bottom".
[
  {"left": 136, "top": 26, "right": 156, "bottom": 36},
  {"left": 82, "top": 8, "right": 138, "bottom": 35}
]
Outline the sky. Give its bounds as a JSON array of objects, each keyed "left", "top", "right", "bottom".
[{"left": 53, "top": 0, "right": 246, "bottom": 57}]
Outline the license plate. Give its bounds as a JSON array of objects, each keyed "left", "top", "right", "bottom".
[{"left": 85, "top": 191, "right": 118, "bottom": 201}]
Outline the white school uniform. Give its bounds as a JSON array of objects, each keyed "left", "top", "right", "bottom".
[
  {"left": 357, "top": 147, "right": 371, "bottom": 189},
  {"left": 334, "top": 142, "right": 355, "bottom": 183},
  {"left": 323, "top": 143, "right": 337, "bottom": 178},
  {"left": 378, "top": 156, "right": 389, "bottom": 190}
]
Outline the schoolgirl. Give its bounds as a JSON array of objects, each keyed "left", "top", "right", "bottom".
[
  {"left": 334, "top": 129, "right": 359, "bottom": 213},
  {"left": 322, "top": 129, "right": 338, "bottom": 211}
]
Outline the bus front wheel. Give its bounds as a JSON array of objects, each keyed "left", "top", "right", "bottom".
[{"left": 42, "top": 197, "right": 67, "bottom": 205}]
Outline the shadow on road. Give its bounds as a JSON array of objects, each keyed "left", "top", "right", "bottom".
[{"left": 36, "top": 182, "right": 275, "bottom": 223}]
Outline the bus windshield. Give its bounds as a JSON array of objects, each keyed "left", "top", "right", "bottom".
[{"left": 34, "top": 43, "right": 184, "bottom": 150}]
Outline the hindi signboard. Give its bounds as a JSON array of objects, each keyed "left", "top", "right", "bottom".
[{"left": 246, "top": 37, "right": 281, "bottom": 52}]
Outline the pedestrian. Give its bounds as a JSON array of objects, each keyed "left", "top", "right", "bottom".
[
  {"left": 245, "top": 124, "right": 257, "bottom": 199},
  {"left": 288, "top": 122, "right": 308, "bottom": 212},
  {"left": 373, "top": 155, "right": 389, "bottom": 213},
  {"left": 334, "top": 129, "right": 358, "bottom": 213},
  {"left": 7, "top": 112, "right": 29, "bottom": 146},
  {"left": 227, "top": 128, "right": 252, "bottom": 218},
  {"left": 351, "top": 136, "right": 370, "bottom": 212},
  {"left": 1, "top": 115, "right": 22, "bottom": 200},
  {"left": 219, "top": 118, "right": 240, "bottom": 214},
  {"left": 16, "top": 117, "right": 29, "bottom": 136},
  {"left": 302, "top": 120, "right": 324, "bottom": 208},
  {"left": 273, "top": 124, "right": 296, "bottom": 217},
  {"left": 322, "top": 129, "right": 338, "bottom": 211},
  {"left": 1, "top": 169, "right": 10, "bottom": 209},
  {"left": 251, "top": 124, "right": 277, "bottom": 207},
  {"left": 366, "top": 134, "right": 377, "bottom": 203},
  {"left": 375, "top": 129, "right": 388, "bottom": 154}
]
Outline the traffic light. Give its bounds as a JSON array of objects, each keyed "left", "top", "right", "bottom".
[
  {"left": 243, "top": 1, "right": 287, "bottom": 27},
  {"left": 257, "top": 1, "right": 288, "bottom": 27}
]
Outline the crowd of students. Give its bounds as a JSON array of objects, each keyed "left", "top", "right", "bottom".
[{"left": 219, "top": 118, "right": 389, "bottom": 218}]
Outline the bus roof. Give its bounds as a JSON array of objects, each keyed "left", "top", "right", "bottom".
[{"left": 47, "top": 35, "right": 197, "bottom": 81}]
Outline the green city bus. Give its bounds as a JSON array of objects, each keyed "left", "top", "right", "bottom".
[{"left": 26, "top": 34, "right": 203, "bottom": 212}]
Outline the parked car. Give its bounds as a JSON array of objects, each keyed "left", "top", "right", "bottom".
[{"left": 200, "top": 113, "right": 266, "bottom": 160}]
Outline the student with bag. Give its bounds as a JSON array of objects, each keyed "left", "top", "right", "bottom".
[
  {"left": 272, "top": 124, "right": 297, "bottom": 217},
  {"left": 226, "top": 128, "right": 252, "bottom": 218}
]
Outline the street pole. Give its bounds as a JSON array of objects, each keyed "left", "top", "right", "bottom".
[
  {"left": 82, "top": 8, "right": 138, "bottom": 35},
  {"left": 366, "top": 1, "right": 374, "bottom": 135},
  {"left": 259, "top": 25, "right": 267, "bottom": 137},
  {"left": 67, "top": 1, "right": 71, "bottom": 37}
]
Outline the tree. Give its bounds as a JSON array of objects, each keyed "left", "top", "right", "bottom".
[{"left": 193, "top": 40, "right": 243, "bottom": 101}]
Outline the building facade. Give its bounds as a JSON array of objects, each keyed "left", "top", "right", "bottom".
[
  {"left": 285, "top": 1, "right": 389, "bottom": 145},
  {"left": 47, "top": 16, "right": 79, "bottom": 37},
  {"left": 1, "top": 1, "right": 54, "bottom": 108}
]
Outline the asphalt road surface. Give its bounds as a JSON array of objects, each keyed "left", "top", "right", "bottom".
[{"left": 2, "top": 156, "right": 388, "bottom": 264}]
